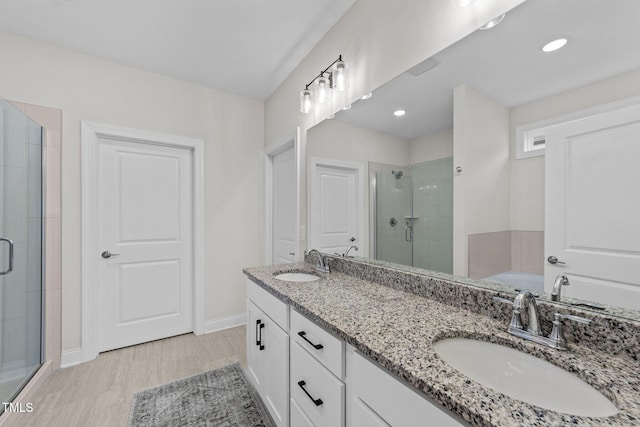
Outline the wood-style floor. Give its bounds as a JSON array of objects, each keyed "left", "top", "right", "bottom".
[{"left": 5, "top": 326, "right": 246, "bottom": 427}]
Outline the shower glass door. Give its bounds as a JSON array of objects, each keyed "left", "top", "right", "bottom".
[
  {"left": 0, "top": 99, "right": 43, "bottom": 411},
  {"left": 370, "top": 158, "right": 453, "bottom": 274}
]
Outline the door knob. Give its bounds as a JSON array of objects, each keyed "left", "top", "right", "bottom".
[
  {"left": 547, "top": 256, "right": 566, "bottom": 265},
  {"left": 101, "top": 251, "right": 120, "bottom": 259}
]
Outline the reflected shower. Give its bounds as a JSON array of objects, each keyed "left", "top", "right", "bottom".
[{"left": 392, "top": 170, "right": 403, "bottom": 179}]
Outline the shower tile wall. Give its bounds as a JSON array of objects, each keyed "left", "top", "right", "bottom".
[
  {"left": 411, "top": 158, "right": 453, "bottom": 273},
  {"left": 373, "top": 165, "right": 412, "bottom": 266}
]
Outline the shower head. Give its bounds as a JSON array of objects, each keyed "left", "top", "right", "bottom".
[{"left": 392, "top": 170, "right": 403, "bottom": 179}]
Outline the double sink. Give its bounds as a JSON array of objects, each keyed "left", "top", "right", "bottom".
[{"left": 272, "top": 268, "right": 619, "bottom": 419}]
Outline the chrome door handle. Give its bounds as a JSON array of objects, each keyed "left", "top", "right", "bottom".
[
  {"left": 101, "top": 251, "right": 120, "bottom": 259},
  {"left": 405, "top": 223, "right": 413, "bottom": 242},
  {"left": 547, "top": 256, "right": 565, "bottom": 265},
  {"left": 0, "top": 238, "right": 14, "bottom": 275}
]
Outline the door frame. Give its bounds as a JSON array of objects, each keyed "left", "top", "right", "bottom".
[
  {"left": 308, "top": 157, "right": 365, "bottom": 252},
  {"left": 264, "top": 128, "right": 301, "bottom": 264},
  {"left": 81, "top": 121, "right": 205, "bottom": 363}
]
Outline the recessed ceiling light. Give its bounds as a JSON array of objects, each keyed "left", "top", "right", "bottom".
[
  {"left": 542, "top": 38, "right": 568, "bottom": 53},
  {"left": 394, "top": 109, "right": 406, "bottom": 117},
  {"left": 342, "top": 104, "right": 352, "bottom": 111},
  {"left": 479, "top": 13, "right": 505, "bottom": 30},
  {"left": 361, "top": 92, "right": 373, "bottom": 100}
]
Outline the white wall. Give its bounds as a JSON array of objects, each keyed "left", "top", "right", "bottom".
[
  {"left": 0, "top": 31, "right": 265, "bottom": 353},
  {"left": 306, "top": 119, "right": 409, "bottom": 255},
  {"left": 264, "top": 0, "right": 526, "bottom": 252},
  {"left": 409, "top": 128, "right": 453, "bottom": 165},
  {"left": 509, "top": 69, "right": 640, "bottom": 231},
  {"left": 453, "top": 85, "right": 510, "bottom": 276}
]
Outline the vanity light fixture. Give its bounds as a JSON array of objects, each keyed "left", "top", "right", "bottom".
[
  {"left": 361, "top": 92, "right": 373, "bottom": 100},
  {"left": 542, "top": 38, "right": 568, "bottom": 53},
  {"left": 342, "top": 104, "right": 352, "bottom": 111},
  {"left": 480, "top": 13, "right": 506, "bottom": 30},
  {"left": 394, "top": 109, "right": 406, "bottom": 117},
  {"left": 299, "top": 55, "right": 348, "bottom": 114}
]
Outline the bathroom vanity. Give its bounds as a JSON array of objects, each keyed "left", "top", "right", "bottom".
[{"left": 243, "top": 257, "right": 640, "bottom": 426}]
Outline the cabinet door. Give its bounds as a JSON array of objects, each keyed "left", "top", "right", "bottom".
[
  {"left": 246, "top": 300, "right": 265, "bottom": 391},
  {"left": 246, "top": 300, "right": 289, "bottom": 427},
  {"left": 351, "top": 397, "right": 390, "bottom": 427},
  {"left": 350, "top": 348, "right": 465, "bottom": 427}
]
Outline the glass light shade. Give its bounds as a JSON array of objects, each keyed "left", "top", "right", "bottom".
[
  {"left": 316, "top": 75, "right": 330, "bottom": 103},
  {"left": 333, "top": 60, "right": 347, "bottom": 91},
  {"left": 300, "top": 89, "right": 313, "bottom": 114}
]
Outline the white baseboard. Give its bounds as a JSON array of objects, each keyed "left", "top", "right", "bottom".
[
  {"left": 201, "top": 313, "right": 246, "bottom": 335},
  {"left": 60, "top": 348, "right": 83, "bottom": 368},
  {"left": 61, "top": 315, "right": 245, "bottom": 368}
]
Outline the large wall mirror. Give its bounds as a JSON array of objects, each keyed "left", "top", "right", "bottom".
[{"left": 306, "top": 0, "right": 640, "bottom": 319}]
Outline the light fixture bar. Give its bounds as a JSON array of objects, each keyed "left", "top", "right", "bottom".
[
  {"left": 303, "top": 55, "right": 344, "bottom": 90},
  {"left": 300, "top": 55, "right": 348, "bottom": 114}
]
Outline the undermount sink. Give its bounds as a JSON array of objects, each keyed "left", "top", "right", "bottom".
[
  {"left": 433, "top": 338, "right": 618, "bottom": 417},
  {"left": 274, "top": 272, "right": 320, "bottom": 282}
]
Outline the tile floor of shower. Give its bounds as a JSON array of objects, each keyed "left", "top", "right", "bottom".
[{"left": 2, "top": 326, "right": 246, "bottom": 427}]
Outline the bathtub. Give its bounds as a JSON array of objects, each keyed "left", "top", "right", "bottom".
[{"left": 483, "top": 271, "right": 544, "bottom": 293}]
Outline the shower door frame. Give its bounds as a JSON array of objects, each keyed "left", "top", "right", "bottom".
[{"left": 0, "top": 101, "right": 62, "bottom": 426}]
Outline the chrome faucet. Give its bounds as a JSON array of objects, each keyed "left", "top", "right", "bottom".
[
  {"left": 513, "top": 290, "right": 541, "bottom": 335},
  {"left": 493, "top": 290, "right": 591, "bottom": 350},
  {"left": 551, "top": 274, "right": 570, "bottom": 302},
  {"left": 306, "top": 249, "right": 330, "bottom": 273},
  {"left": 343, "top": 245, "right": 358, "bottom": 258}
]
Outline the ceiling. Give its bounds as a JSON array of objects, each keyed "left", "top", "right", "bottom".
[
  {"left": 336, "top": 0, "right": 640, "bottom": 139},
  {"left": 0, "top": 0, "right": 354, "bottom": 100}
]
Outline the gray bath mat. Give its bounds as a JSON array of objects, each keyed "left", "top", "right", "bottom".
[{"left": 128, "top": 363, "right": 274, "bottom": 427}]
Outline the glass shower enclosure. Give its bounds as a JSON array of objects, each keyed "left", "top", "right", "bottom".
[
  {"left": 0, "top": 99, "right": 43, "bottom": 411},
  {"left": 370, "top": 158, "right": 453, "bottom": 273}
]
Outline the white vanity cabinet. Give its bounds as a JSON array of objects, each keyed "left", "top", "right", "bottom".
[
  {"left": 246, "top": 278, "right": 466, "bottom": 427},
  {"left": 246, "top": 280, "right": 289, "bottom": 427},
  {"left": 346, "top": 345, "right": 466, "bottom": 427}
]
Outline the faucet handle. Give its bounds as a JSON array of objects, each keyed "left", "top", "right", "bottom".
[
  {"left": 493, "top": 295, "right": 524, "bottom": 331},
  {"left": 549, "top": 313, "right": 592, "bottom": 349}
]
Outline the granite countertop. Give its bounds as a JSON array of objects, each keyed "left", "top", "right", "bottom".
[{"left": 243, "top": 263, "right": 640, "bottom": 427}]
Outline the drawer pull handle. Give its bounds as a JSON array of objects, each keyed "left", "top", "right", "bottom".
[
  {"left": 298, "top": 331, "right": 324, "bottom": 350},
  {"left": 297, "top": 380, "right": 323, "bottom": 406},
  {"left": 256, "top": 320, "right": 265, "bottom": 350}
]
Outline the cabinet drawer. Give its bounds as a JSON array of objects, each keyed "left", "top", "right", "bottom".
[
  {"left": 352, "top": 350, "right": 465, "bottom": 427},
  {"left": 291, "top": 397, "right": 316, "bottom": 427},
  {"left": 246, "top": 279, "right": 288, "bottom": 330},
  {"left": 291, "top": 341, "right": 345, "bottom": 427},
  {"left": 291, "top": 308, "right": 344, "bottom": 378}
]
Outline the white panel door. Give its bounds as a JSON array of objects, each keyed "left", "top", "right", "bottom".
[
  {"left": 545, "top": 102, "right": 640, "bottom": 310},
  {"left": 98, "top": 138, "right": 193, "bottom": 351},
  {"left": 272, "top": 147, "right": 296, "bottom": 264},
  {"left": 310, "top": 161, "right": 360, "bottom": 254}
]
